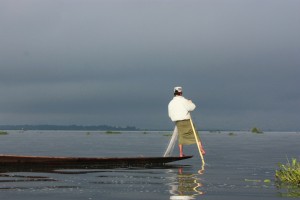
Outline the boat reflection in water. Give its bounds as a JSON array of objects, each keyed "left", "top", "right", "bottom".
[{"left": 169, "top": 166, "right": 205, "bottom": 200}]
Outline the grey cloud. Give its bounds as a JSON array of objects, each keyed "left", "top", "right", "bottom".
[{"left": 0, "top": 0, "right": 299, "bottom": 130}]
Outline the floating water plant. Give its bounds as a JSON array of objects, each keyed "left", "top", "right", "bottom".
[
  {"left": 0, "top": 131, "right": 8, "bottom": 135},
  {"left": 264, "top": 179, "right": 271, "bottom": 183},
  {"left": 244, "top": 178, "right": 271, "bottom": 183},
  {"left": 251, "top": 127, "right": 263, "bottom": 134},
  {"left": 276, "top": 158, "right": 300, "bottom": 186},
  {"left": 105, "top": 130, "right": 121, "bottom": 134}
]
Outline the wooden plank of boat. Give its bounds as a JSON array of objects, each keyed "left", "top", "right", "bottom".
[{"left": 0, "top": 154, "right": 192, "bottom": 167}]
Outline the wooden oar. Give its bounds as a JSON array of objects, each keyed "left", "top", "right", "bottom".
[{"left": 190, "top": 117, "right": 205, "bottom": 165}]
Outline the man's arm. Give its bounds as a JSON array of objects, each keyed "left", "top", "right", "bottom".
[{"left": 185, "top": 99, "right": 196, "bottom": 111}]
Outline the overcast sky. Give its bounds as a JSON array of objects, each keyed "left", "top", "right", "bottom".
[{"left": 0, "top": 0, "right": 299, "bottom": 131}]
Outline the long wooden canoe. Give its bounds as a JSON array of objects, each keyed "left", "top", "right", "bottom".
[{"left": 0, "top": 154, "right": 192, "bottom": 168}]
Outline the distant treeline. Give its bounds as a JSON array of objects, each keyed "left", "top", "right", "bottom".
[{"left": 0, "top": 125, "right": 139, "bottom": 131}]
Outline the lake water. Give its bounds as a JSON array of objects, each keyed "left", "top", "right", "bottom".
[{"left": 0, "top": 130, "right": 299, "bottom": 199}]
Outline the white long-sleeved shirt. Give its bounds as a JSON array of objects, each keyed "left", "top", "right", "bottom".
[{"left": 168, "top": 96, "right": 196, "bottom": 122}]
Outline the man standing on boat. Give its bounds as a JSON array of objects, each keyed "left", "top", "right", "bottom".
[{"left": 168, "top": 86, "right": 206, "bottom": 157}]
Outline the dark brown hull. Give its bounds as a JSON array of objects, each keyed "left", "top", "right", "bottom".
[{"left": 0, "top": 154, "right": 192, "bottom": 168}]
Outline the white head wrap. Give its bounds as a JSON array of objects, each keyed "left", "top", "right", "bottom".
[{"left": 174, "top": 86, "right": 182, "bottom": 93}]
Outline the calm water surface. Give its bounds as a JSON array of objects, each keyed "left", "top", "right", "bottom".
[{"left": 0, "top": 130, "right": 299, "bottom": 200}]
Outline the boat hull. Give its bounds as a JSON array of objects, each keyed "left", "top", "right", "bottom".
[{"left": 0, "top": 154, "right": 192, "bottom": 168}]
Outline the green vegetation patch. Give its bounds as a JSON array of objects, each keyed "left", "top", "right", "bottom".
[
  {"left": 0, "top": 131, "right": 8, "bottom": 135},
  {"left": 105, "top": 130, "right": 121, "bottom": 134},
  {"left": 244, "top": 178, "right": 271, "bottom": 183},
  {"left": 276, "top": 158, "right": 300, "bottom": 186},
  {"left": 251, "top": 127, "right": 263, "bottom": 134},
  {"left": 276, "top": 158, "right": 300, "bottom": 197}
]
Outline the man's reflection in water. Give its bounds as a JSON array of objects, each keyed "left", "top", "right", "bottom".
[{"left": 169, "top": 167, "right": 204, "bottom": 200}]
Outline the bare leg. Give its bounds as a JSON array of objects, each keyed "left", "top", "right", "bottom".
[
  {"left": 198, "top": 141, "right": 206, "bottom": 155},
  {"left": 179, "top": 144, "right": 184, "bottom": 157}
]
